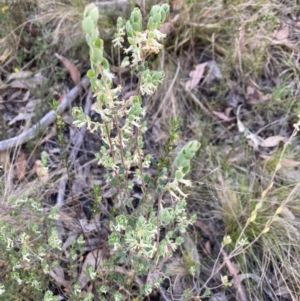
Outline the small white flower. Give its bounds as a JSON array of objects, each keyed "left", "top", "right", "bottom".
[{"left": 103, "top": 69, "right": 115, "bottom": 80}]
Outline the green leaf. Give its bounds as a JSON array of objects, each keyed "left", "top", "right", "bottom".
[
  {"left": 88, "top": 6, "right": 99, "bottom": 23},
  {"left": 175, "top": 152, "right": 185, "bottom": 167},
  {"left": 182, "top": 164, "right": 190, "bottom": 174},
  {"left": 160, "top": 10, "right": 166, "bottom": 22},
  {"left": 275, "top": 206, "right": 282, "bottom": 215},
  {"left": 82, "top": 16, "right": 94, "bottom": 35},
  {"left": 110, "top": 177, "right": 118, "bottom": 186},
  {"left": 161, "top": 4, "right": 170, "bottom": 14},
  {"left": 262, "top": 227, "right": 270, "bottom": 234},
  {"left": 148, "top": 31, "right": 155, "bottom": 39},
  {"left": 221, "top": 235, "right": 232, "bottom": 247},
  {"left": 249, "top": 211, "right": 257, "bottom": 222},
  {"left": 102, "top": 58, "right": 109, "bottom": 69},
  {"left": 91, "top": 28, "right": 99, "bottom": 41},
  {"left": 132, "top": 8, "right": 141, "bottom": 23},
  {"left": 181, "top": 159, "right": 190, "bottom": 167},
  {"left": 116, "top": 16, "right": 123, "bottom": 29},
  {"left": 160, "top": 208, "right": 175, "bottom": 226},
  {"left": 131, "top": 22, "right": 141, "bottom": 32},
  {"left": 128, "top": 37, "right": 135, "bottom": 45},
  {"left": 151, "top": 5, "right": 160, "bottom": 16},
  {"left": 128, "top": 115, "right": 134, "bottom": 122},
  {"left": 152, "top": 71, "right": 164, "bottom": 81},
  {"left": 147, "top": 16, "right": 154, "bottom": 30},
  {"left": 92, "top": 48, "right": 103, "bottom": 63},
  {"left": 153, "top": 13, "right": 161, "bottom": 23},
  {"left": 143, "top": 174, "right": 151, "bottom": 184},
  {"left": 84, "top": 3, "right": 96, "bottom": 18},
  {"left": 175, "top": 170, "right": 183, "bottom": 181},
  {"left": 87, "top": 69, "right": 95, "bottom": 78},
  {"left": 138, "top": 65, "right": 146, "bottom": 72},
  {"left": 132, "top": 95, "right": 141, "bottom": 104},
  {"left": 255, "top": 202, "right": 262, "bottom": 211},
  {"left": 126, "top": 21, "right": 134, "bottom": 37},
  {"left": 94, "top": 37, "right": 103, "bottom": 48}
]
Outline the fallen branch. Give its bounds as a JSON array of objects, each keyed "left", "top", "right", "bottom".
[{"left": 0, "top": 77, "right": 90, "bottom": 152}]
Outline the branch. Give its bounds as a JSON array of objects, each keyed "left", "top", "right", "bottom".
[{"left": 0, "top": 77, "right": 90, "bottom": 152}]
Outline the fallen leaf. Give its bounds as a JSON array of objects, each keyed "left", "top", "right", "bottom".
[
  {"left": 273, "top": 26, "right": 289, "bottom": 40},
  {"left": 78, "top": 249, "right": 103, "bottom": 289},
  {"left": 185, "top": 62, "right": 208, "bottom": 90},
  {"left": 295, "top": 21, "right": 300, "bottom": 29},
  {"left": 280, "top": 206, "right": 295, "bottom": 221},
  {"left": 259, "top": 154, "right": 271, "bottom": 160},
  {"left": 194, "top": 220, "right": 214, "bottom": 242},
  {"left": 274, "top": 286, "right": 292, "bottom": 298},
  {"left": 55, "top": 53, "right": 81, "bottom": 84},
  {"left": 9, "top": 72, "right": 44, "bottom": 89},
  {"left": 236, "top": 106, "right": 285, "bottom": 150},
  {"left": 58, "top": 93, "right": 66, "bottom": 102},
  {"left": 212, "top": 110, "right": 231, "bottom": 121},
  {"left": 261, "top": 93, "right": 272, "bottom": 102},
  {"left": 25, "top": 99, "right": 42, "bottom": 112},
  {"left": 280, "top": 158, "right": 300, "bottom": 168},
  {"left": 246, "top": 85, "right": 271, "bottom": 104},
  {"left": 159, "top": 21, "right": 174, "bottom": 35},
  {"left": 246, "top": 132, "right": 262, "bottom": 150},
  {"left": 260, "top": 154, "right": 300, "bottom": 168},
  {"left": 204, "top": 60, "right": 222, "bottom": 85},
  {"left": 62, "top": 233, "right": 79, "bottom": 253},
  {"left": 15, "top": 152, "right": 27, "bottom": 180},
  {"left": 9, "top": 98, "right": 41, "bottom": 125},
  {"left": 236, "top": 105, "right": 262, "bottom": 150},
  {"left": 22, "top": 90, "right": 31, "bottom": 102},
  {"left": 260, "top": 135, "right": 286, "bottom": 148},
  {"left": 209, "top": 292, "right": 228, "bottom": 301},
  {"left": 173, "top": 0, "right": 184, "bottom": 10},
  {"left": 102, "top": 187, "right": 118, "bottom": 198},
  {"left": 225, "top": 107, "right": 233, "bottom": 116},
  {"left": 8, "top": 70, "right": 32, "bottom": 81},
  {"left": 270, "top": 38, "right": 296, "bottom": 50},
  {"left": 203, "top": 241, "right": 211, "bottom": 256},
  {"left": 8, "top": 108, "right": 32, "bottom": 125},
  {"left": 79, "top": 219, "right": 102, "bottom": 233},
  {"left": 246, "top": 85, "right": 261, "bottom": 104},
  {"left": 7, "top": 90, "right": 22, "bottom": 102},
  {"left": 49, "top": 266, "right": 71, "bottom": 289}
]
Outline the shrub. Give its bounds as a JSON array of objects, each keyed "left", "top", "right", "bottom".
[
  {"left": 72, "top": 3, "right": 200, "bottom": 299},
  {"left": 0, "top": 3, "right": 200, "bottom": 300}
]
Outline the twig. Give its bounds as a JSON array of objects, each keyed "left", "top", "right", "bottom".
[
  {"left": 95, "top": 0, "right": 128, "bottom": 7},
  {"left": 221, "top": 249, "right": 249, "bottom": 301},
  {"left": 0, "top": 77, "right": 90, "bottom": 152},
  {"left": 181, "top": 82, "right": 212, "bottom": 117}
]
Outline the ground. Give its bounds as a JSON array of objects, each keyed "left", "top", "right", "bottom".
[{"left": 0, "top": 0, "right": 300, "bottom": 300}]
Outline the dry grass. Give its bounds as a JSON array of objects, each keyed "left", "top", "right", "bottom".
[{"left": 1, "top": 0, "right": 300, "bottom": 299}]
